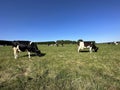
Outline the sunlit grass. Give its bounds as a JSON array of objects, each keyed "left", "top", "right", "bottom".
[{"left": 0, "top": 44, "right": 120, "bottom": 90}]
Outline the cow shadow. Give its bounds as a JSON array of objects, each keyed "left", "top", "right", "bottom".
[
  {"left": 79, "top": 51, "right": 90, "bottom": 52},
  {"left": 21, "top": 53, "right": 46, "bottom": 58},
  {"left": 39, "top": 53, "right": 46, "bottom": 57}
]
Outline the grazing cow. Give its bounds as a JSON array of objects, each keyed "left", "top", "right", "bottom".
[
  {"left": 78, "top": 41, "right": 98, "bottom": 53},
  {"left": 12, "top": 41, "right": 41, "bottom": 59},
  {"left": 114, "top": 41, "right": 118, "bottom": 45}
]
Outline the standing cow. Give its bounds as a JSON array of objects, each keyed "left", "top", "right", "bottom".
[
  {"left": 114, "top": 41, "right": 118, "bottom": 45},
  {"left": 12, "top": 41, "right": 41, "bottom": 59},
  {"left": 78, "top": 40, "right": 98, "bottom": 53}
]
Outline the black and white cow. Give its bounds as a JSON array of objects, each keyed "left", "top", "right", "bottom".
[
  {"left": 12, "top": 41, "right": 41, "bottom": 59},
  {"left": 78, "top": 41, "right": 98, "bottom": 53},
  {"left": 114, "top": 41, "right": 118, "bottom": 45}
]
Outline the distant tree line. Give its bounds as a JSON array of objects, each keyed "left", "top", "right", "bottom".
[
  {"left": 56, "top": 40, "right": 76, "bottom": 44},
  {"left": 36, "top": 41, "right": 56, "bottom": 45},
  {"left": 1, "top": 40, "right": 119, "bottom": 46},
  {"left": 0, "top": 40, "right": 30, "bottom": 46},
  {"left": 36, "top": 40, "right": 77, "bottom": 45},
  {"left": 0, "top": 40, "right": 77, "bottom": 46},
  {"left": 0, "top": 40, "right": 12, "bottom": 46},
  {"left": 98, "top": 41, "right": 120, "bottom": 44}
]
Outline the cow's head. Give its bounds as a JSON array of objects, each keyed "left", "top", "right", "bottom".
[
  {"left": 92, "top": 44, "right": 98, "bottom": 52},
  {"left": 94, "top": 47, "right": 98, "bottom": 52},
  {"left": 36, "top": 50, "right": 41, "bottom": 56}
]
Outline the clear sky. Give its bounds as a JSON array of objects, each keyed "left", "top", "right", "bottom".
[{"left": 0, "top": 0, "right": 120, "bottom": 43}]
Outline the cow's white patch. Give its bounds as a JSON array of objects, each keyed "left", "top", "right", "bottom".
[
  {"left": 28, "top": 51, "right": 31, "bottom": 58},
  {"left": 30, "top": 42, "right": 32, "bottom": 45},
  {"left": 13, "top": 47, "right": 18, "bottom": 59},
  {"left": 17, "top": 45, "right": 21, "bottom": 52}
]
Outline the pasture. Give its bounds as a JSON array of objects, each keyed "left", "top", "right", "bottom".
[{"left": 0, "top": 44, "right": 120, "bottom": 90}]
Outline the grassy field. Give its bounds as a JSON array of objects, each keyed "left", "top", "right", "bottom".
[{"left": 0, "top": 44, "right": 120, "bottom": 90}]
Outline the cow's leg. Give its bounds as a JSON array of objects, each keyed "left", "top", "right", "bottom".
[
  {"left": 78, "top": 46, "right": 84, "bottom": 53},
  {"left": 27, "top": 51, "right": 31, "bottom": 58},
  {"left": 17, "top": 45, "right": 21, "bottom": 52},
  {"left": 89, "top": 47, "right": 92, "bottom": 53},
  {"left": 13, "top": 47, "right": 18, "bottom": 59},
  {"left": 78, "top": 46, "right": 81, "bottom": 53}
]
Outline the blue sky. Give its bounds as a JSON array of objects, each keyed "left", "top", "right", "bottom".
[{"left": 0, "top": 0, "right": 120, "bottom": 43}]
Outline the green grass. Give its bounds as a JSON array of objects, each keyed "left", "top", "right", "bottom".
[{"left": 0, "top": 44, "right": 120, "bottom": 90}]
